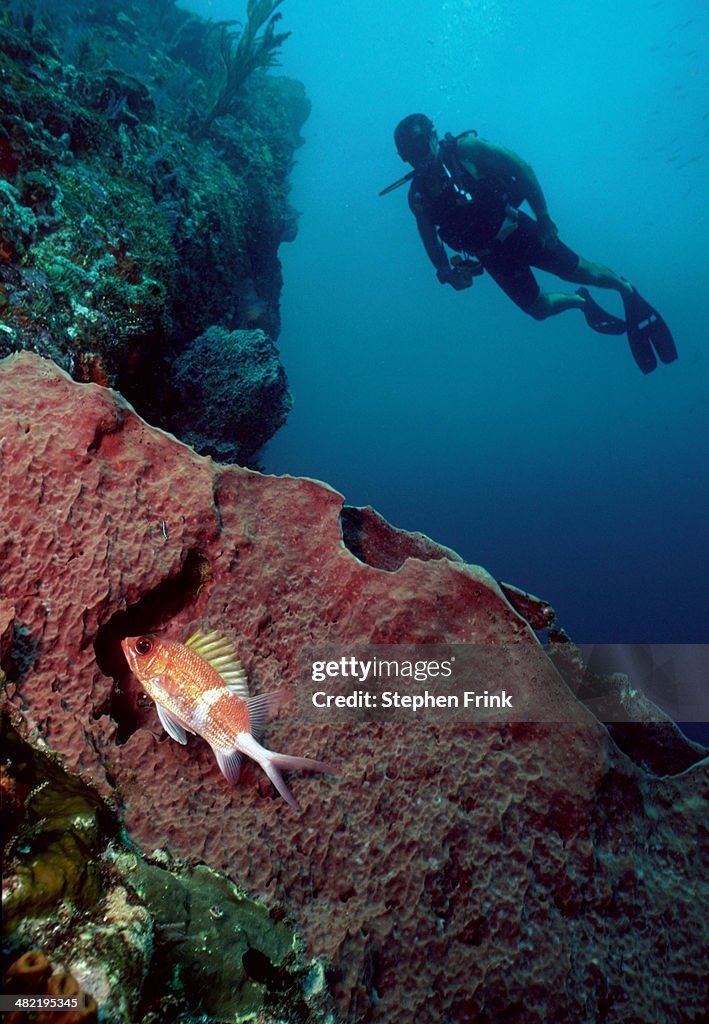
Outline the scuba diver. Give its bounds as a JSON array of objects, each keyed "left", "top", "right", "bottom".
[{"left": 381, "top": 114, "right": 677, "bottom": 373}]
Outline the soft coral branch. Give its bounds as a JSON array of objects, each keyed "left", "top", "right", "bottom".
[{"left": 201, "top": 0, "right": 290, "bottom": 135}]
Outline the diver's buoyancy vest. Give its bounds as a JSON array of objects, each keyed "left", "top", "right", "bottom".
[{"left": 409, "top": 134, "right": 515, "bottom": 253}]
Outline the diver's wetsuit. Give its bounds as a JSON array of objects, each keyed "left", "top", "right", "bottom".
[
  {"left": 477, "top": 211, "right": 579, "bottom": 310},
  {"left": 409, "top": 136, "right": 580, "bottom": 311}
]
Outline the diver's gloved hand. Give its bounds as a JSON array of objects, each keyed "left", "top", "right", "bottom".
[{"left": 436, "top": 264, "right": 473, "bottom": 290}]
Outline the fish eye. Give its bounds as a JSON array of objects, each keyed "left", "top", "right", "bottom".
[{"left": 134, "top": 636, "right": 153, "bottom": 655}]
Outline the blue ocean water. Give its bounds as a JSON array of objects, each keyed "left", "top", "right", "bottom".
[{"left": 188, "top": 2, "right": 708, "bottom": 680}]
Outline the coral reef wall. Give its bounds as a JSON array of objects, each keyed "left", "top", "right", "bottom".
[
  {"left": 0, "top": 0, "right": 305, "bottom": 461},
  {"left": 2, "top": 353, "right": 707, "bottom": 1023}
]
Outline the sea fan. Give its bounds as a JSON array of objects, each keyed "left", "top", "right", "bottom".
[{"left": 202, "top": 0, "right": 290, "bottom": 133}]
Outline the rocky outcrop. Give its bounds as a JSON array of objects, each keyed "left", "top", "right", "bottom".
[
  {"left": 169, "top": 325, "right": 292, "bottom": 463},
  {"left": 2, "top": 353, "right": 707, "bottom": 1023},
  {"left": 0, "top": 0, "right": 307, "bottom": 461}
]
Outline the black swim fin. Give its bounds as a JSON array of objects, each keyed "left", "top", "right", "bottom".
[
  {"left": 621, "top": 288, "right": 678, "bottom": 374},
  {"left": 576, "top": 288, "right": 626, "bottom": 335}
]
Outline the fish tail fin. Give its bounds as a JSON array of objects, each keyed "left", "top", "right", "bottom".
[
  {"left": 264, "top": 753, "right": 338, "bottom": 811},
  {"left": 236, "top": 733, "right": 336, "bottom": 810}
]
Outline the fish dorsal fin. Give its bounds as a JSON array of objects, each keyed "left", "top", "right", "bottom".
[{"left": 185, "top": 628, "right": 250, "bottom": 699}]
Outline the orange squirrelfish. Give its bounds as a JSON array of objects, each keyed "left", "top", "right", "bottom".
[{"left": 121, "top": 628, "right": 335, "bottom": 809}]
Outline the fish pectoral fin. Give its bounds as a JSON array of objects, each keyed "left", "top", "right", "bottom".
[
  {"left": 214, "top": 748, "right": 243, "bottom": 784},
  {"left": 156, "top": 702, "right": 191, "bottom": 745}
]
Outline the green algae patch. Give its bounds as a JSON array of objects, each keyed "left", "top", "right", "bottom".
[{"left": 1, "top": 713, "right": 118, "bottom": 933}]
